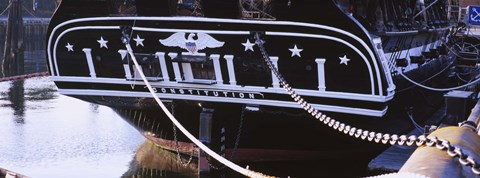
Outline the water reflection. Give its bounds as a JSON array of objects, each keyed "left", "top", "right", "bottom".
[
  {"left": 7, "top": 80, "right": 25, "bottom": 123},
  {"left": 0, "top": 78, "right": 145, "bottom": 178},
  {"left": 122, "top": 141, "right": 198, "bottom": 178},
  {"left": 0, "top": 33, "right": 47, "bottom": 77}
]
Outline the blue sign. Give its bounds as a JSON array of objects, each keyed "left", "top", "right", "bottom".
[{"left": 469, "top": 6, "right": 480, "bottom": 25}]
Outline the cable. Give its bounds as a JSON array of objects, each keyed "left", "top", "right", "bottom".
[
  {"left": 0, "top": 4, "right": 11, "bottom": 16},
  {"left": 396, "top": 61, "right": 454, "bottom": 93},
  {"left": 399, "top": 69, "right": 480, "bottom": 91},
  {"left": 456, "top": 73, "right": 472, "bottom": 83},
  {"left": 22, "top": 5, "right": 37, "bottom": 18},
  {"left": 407, "top": 111, "right": 425, "bottom": 133}
]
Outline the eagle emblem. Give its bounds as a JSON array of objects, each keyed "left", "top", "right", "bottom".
[{"left": 159, "top": 32, "right": 225, "bottom": 54}]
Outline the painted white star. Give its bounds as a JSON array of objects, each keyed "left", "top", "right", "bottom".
[
  {"left": 97, "top": 36, "right": 108, "bottom": 49},
  {"left": 133, "top": 35, "right": 145, "bottom": 47},
  {"left": 65, "top": 43, "right": 74, "bottom": 52},
  {"left": 242, "top": 39, "right": 255, "bottom": 52},
  {"left": 339, "top": 55, "right": 351, "bottom": 65},
  {"left": 289, "top": 44, "right": 303, "bottom": 57}
]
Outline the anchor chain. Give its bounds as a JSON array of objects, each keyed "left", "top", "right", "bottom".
[
  {"left": 253, "top": 33, "right": 480, "bottom": 175},
  {"left": 206, "top": 105, "right": 246, "bottom": 170},
  {"left": 231, "top": 106, "right": 246, "bottom": 160},
  {"left": 171, "top": 102, "right": 195, "bottom": 166}
]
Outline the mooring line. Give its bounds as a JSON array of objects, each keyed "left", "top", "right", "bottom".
[
  {"left": 0, "top": 71, "right": 49, "bottom": 82},
  {"left": 122, "top": 37, "right": 274, "bottom": 178}
]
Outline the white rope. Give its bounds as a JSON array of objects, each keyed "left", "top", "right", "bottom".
[
  {"left": 399, "top": 69, "right": 480, "bottom": 91},
  {"left": 124, "top": 43, "right": 273, "bottom": 178},
  {"left": 396, "top": 61, "right": 454, "bottom": 93},
  {"left": 407, "top": 112, "right": 425, "bottom": 133}
]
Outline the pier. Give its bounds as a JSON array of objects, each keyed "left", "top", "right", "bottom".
[
  {"left": 1, "top": 0, "right": 51, "bottom": 77},
  {"left": 0, "top": 17, "right": 49, "bottom": 39}
]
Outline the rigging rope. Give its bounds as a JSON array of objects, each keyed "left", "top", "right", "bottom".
[
  {"left": 407, "top": 111, "right": 425, "bottom": 133},
  {"left": 396, "top": 61, "right": 454, "bottom": 93},
  {"left": 398, "top": 69, "right": 480, "bottom": 91},
  {"left": 122, "top": 38, "right": 274, "bottom": 178},
  {"left": 21, "top": 5, "right": 37, "bottom": 18},
  {"left": 0, "top": 4, "right": 11, "bottom": 17}
]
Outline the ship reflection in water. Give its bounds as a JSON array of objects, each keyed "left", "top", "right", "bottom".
[{"left": 122, "top": 141, "right": 198, "bottom": 178}]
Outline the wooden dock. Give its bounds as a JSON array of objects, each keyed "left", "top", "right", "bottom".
[{"left": 0, "top": 17, "right": 49, "bottom": 38}]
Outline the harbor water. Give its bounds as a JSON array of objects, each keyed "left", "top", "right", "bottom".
[
  {"left": 0, "top": 77, "right": 145, "bottom": 178},
  {"left": 0, "top": 35, "right": 151, "bottom": 177},
  {"left": 0, "top": 78, "right": 372, "bottom": 178}
]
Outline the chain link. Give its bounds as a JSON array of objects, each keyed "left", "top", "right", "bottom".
[
  {"left": 191, "top": 0, "right": 204, "bottom": 17},
  {"left": 253, "top": 33, "right": 480, "bottom": 175},
  {"left": 171, "top": 102, "right": 246, "bottom": 170},
  {"left": 206, "top": 105, "right": 246, "bottom": 170},
  {"left": 231, "top": 106, "right": 245, "bottom": 160},
  {"left": 171, "top": 102, "right": 195, "bottom": 166}
]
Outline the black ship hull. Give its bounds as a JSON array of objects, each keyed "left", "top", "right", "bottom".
[
  {"left": 46, "top": 0, "right": 459, "bottom": 162},
  {"left": 69, "top": 55, "right": 450, "bottom": 162}
]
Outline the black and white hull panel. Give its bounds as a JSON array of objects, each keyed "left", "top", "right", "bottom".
[{"left": 47, "top": 17, "right": 396, "bottom": 117}]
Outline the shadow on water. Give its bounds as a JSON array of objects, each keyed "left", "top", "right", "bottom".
[
  {"left": 0, "top": 77, "right": 57, "bottom": 124},
  {"left": 0, "top": 32, "right": 48, "bottom": 123}
]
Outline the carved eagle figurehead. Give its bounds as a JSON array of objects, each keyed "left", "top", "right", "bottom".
[{"left": 159, "top": 32, "right": 225, "bottom": 54}]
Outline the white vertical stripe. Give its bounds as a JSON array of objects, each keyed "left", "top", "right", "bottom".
[
  {"left": 270, "top": 56, "right": 280, "bottom": 88},
  {"left": 118, "top": 50, "right": 132, "bottom": 79},
  {"left": 168, "top": 53, "right": 182, "bottom": 82},
  {"left": 211, "top": 54, "right": 224, "bottom": 85},
  {"left": 224, "top": 55, "right": 237, "bottom": 86},
  {"left": 182, "top": 63, "right": 193, "bottom": 81},
  {"left": 315, "top": 58, "right": 326, "bottom": 91},
  {"left": 82, "top": 48, "right": 96, "bottom": 78},
  {"left": 155, "top": 52, "right": 170, "bottom": 81}
]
